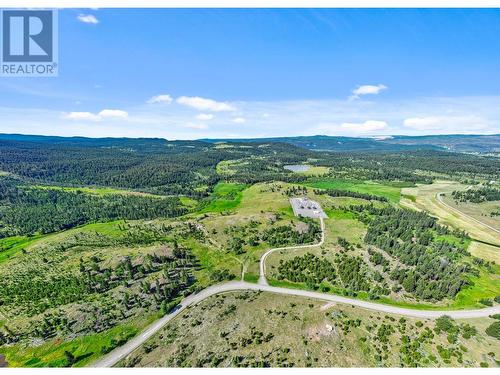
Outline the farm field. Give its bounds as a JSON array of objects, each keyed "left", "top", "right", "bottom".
[
  {"left": 401, "top": 181, "right": 500, "bottom": 263},
  {"left": 441, "top": 195, "right": 499, "bottom": 232}
]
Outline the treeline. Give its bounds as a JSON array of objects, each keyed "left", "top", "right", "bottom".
[
  {"left": 0, "top": 244, "right": 198, "bottom": 344},
  {"left": 262, "top": 218, "right": 321, "bottom": 247},
  {"left": 223, "top": 156, "right": 309, "bottom": 185},
  {"left": 351, "top": 205, "right": 473, "bottom": 300},
  {"left": 276, "top": 252, "right": 390, "bottom": 298},
  {"left": 313, "top": 188, "right": 388, "bottom": 202},
  {"left": 0, "top": 177, "right": 187, "bottom": 237},
  {"left": 314, "top": 150, "right": 500, "bottom": 183},
  {"left": 451, "top": 186, "right": 500, "bottom": 203},
  {"left": 277, "top": 253, "right": 336, "bottom": 289},
  {"left": 1, "top": 135, "right": 498, "bottom": 194},
  {"left": 278, "top": 204, "right": 479, "bottom": 301},
  {"left": 0, "top": 137, "right": 312, "bottom": 196},
  {"left": 221, "top": 217, "right": 321, "bottom": 254}
]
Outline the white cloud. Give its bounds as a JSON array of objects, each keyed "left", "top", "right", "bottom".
[
  {"left": 341, "top": 120, "right": 388, "bottom": 133},
  {"left": 17, "top": 95, "right": 500, "bottom": 139},
  {"left": 177, "top": 96, "right": 235, "bottom": 112},
  {"left": 232, "top": 117, "right": 246, "bottom": 124},
  {"left": 184, "top": 122, "right": 208, "bottom": 130},
  {"left": 77, "top": 14, "right": 99, "bottom": 24},
  {"left": 318, "top": 120, "right": 389, "bottom": 135},
  {"left": 351, "top": 84, "right": 387, "bottom": 99},
  {"left": 62, "top": 111, "right": 100, "bottom": 121},
  {"left": 195, "top": 113, "right": 214, "bottom": 120},
  {"left": 403, "top": 115, "right": 490, "bottom": 133},
  {"left": 403, "top": 116, "right": 441, "bottom": 130},
  {"left": 98, "top": 109, "right": 129, "bottom": 119},
  {"left": 62, "top": 109, "right": 128, "bottom": 122},
  {"left": 147, "top": 94, "right": 173, "bottom": 104}
]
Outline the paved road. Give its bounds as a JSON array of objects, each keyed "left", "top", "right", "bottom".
[
  {"left": 258, "top": 217, "right": 325, "bottom": 285},
  {"left": 91, "top": 279, "right": 500, "bottom": 367},
  {"left": 437, "top": 192, "right": 500, "bottom": 235}
]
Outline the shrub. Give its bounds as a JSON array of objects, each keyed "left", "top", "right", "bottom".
[
  {"left": 479, "top": 298, "right": 493, "bottom": 307},
  {"left": 485, "top": 321, "right": 500, "bottom": 340},
  {"left": 435, "top": 316, "right": 455, "bottom": 333}
]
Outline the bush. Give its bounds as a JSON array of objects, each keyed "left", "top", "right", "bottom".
[
  {"left": 210, "top": 269, "right": 235, "bottom": 282},
  {"left": 479, "top": 298, "right": 493, "bottom": 307},
  {"left": 435, "top": 316, "right": 455, "bottom": 333},
  {"left": 485, "top": 321, "right": 500, "bottom": 340}
]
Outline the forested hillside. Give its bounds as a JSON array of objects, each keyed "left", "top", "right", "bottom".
[
  {"left": 0, "top": 135, "right": 311, "bottom": 196},
  {"left": 0, "top": 133, "right": 498, "bottom": 368}
]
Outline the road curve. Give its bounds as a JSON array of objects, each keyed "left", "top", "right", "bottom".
[
  {"left": 258, "top": 217, "right": 325, "bottom": 285},
  {"left": 90, "top": 279, "right": 500, "bottom": 367},
  {"left": 436, "top": 192, "right": 500, "bottom": 235}
]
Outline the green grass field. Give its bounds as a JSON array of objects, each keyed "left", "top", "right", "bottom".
[
  {"left": 0, "top": 314, "right": 158, "bottom": 367},
  {"left": 303, "top": 178, "right": 402, "bottom": 203},
  {"left": 0, "top": 235, "right": 44, "bottom": 265},
  {"left": 200, "top": 182, "right": 247, "bottom": 213},
  {"left": 30, "top": 184, "right": 164, "bottom": 198},
  {"left": 298, "top": 166, "right": 330, "bottom": 176}
]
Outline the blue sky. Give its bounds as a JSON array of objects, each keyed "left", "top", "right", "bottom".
[{"left": 1, "top": 8, "right": 500, "bottom": 139}]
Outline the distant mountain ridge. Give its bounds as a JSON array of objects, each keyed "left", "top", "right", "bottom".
[
  {"left": 202, "top": 134, "right": 500, "bottom": 154},
  {"left": 0, "top": 133, "right": 498, "bottom": 154}
]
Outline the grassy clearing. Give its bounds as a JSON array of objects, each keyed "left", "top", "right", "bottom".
[
  {"left": 323, "top": 210, "right": 366, "bottom": 246},
  {"left": 200, "top": 183, "right": 247, "bottom": 213},
  {"left": 243, "top": 273, "right": 259, "bottom": 283},
  {"left": 30, "top": 184, "right": 164, "bottom": 198},
  {"left": 179, "top": 196, "right": 198, "bottom": 209},
  {"left": 77, "top": 220, "right": 125, "bottom": 237},
  {"left": 1, "top": 314, "right": 158, "bottom": 367},
  {"left": 0, "top": 220, "right": 129, "bottom": 266},
  {"left": 299, "top": 166, "right": 330, "bottom": 176},
  {"left": 468, "top": 242, "right": 500, "bottom": 265},
  {"left": 453, "top": 266, "right": 500, "bottom": 309},
  {"left": 186, "top": 238, "right": 242, "bottom": 285},
  {"left": 303, "top": 178, "right": 402, "bottom": 203},
  {"left": 215, "top": 159, "right": 249, "bottom": 176},
  {"left": 237, "top": 183, "right": 293, "bottom": 216},
  {"left": 0, "top": 235, "right": 44, "bottom": 265}
]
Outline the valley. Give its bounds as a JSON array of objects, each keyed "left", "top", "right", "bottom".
[{"left": 0, "top": 134, "right": 498, "bottom": 368}]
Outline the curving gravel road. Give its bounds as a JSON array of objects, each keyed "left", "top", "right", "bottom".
[
  {"left": 91, "top": 279, "right": 500, "bottom": 367},
  {"left": 258, "top": 217, "right": 325, "bottom": 285},
  {"left": 90, "top": 211, "right": 500, "bottom": 368}
]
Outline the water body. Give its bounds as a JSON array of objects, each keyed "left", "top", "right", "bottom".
[{"left": 284, "top": 164, "right": 310, "bottom": 172}]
